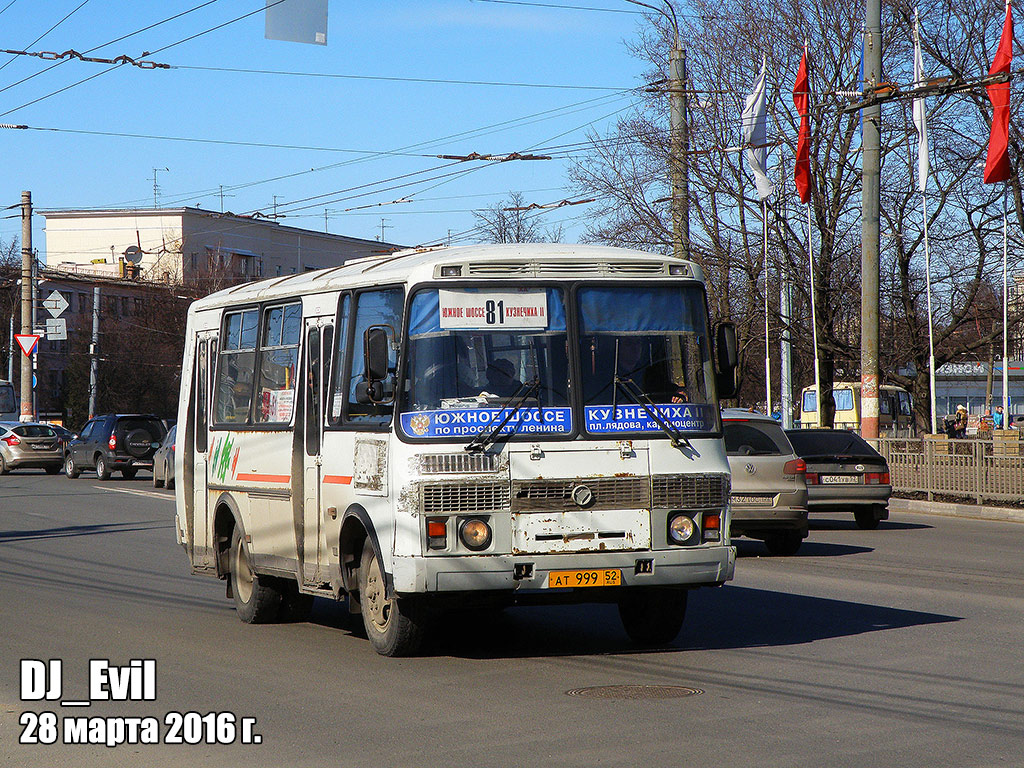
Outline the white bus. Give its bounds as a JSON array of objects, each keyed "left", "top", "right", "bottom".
[{"left": 175, "top": 244, "right": 739, "bottom": 656}]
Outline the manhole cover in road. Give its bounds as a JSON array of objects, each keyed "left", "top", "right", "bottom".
[{"left": 565, "top": 685, "right": 703, "bottom": 700}]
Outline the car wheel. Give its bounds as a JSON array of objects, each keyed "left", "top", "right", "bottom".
[
  {"left": 358, "top": 543, "right": 426, "bottom": 656},
  {"left": 153, "top": 463, "right": 163, "bottom": 488},
  {"left": 44, "top": 465, "right": 60, "bottom": 475},
  {"left": 0, "top": 454, "right": 8, "bottom": 475},
  {"left": 764, "top": 531, "right": 803, "bottom": 556},
  {"left": 165, "top": 462, "right": 175, "bottom": 490},
  {"left": 95, "top": 455, "right": 111, "bottom": 481},
  {"left": 121, "top": 468, "right": 137, "bottom": 480},
  {"left": 65, "top": 455, "right": 81, "bottom": 479},
  {"left": 854, "top": 508, "right": 881, "bottom": 530},
  {"left": 230, "top": 527, "right": 282, "bottom": 623},
  {"left": 618, "top": 588, "right": 687, "bottom": 646}
]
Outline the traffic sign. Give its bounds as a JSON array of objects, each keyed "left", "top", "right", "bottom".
[
  {"left": 45, "top": 318, "right": 67, "bottom": 341},
  {"left": 43, "top": 291, "right": 69, "bottom": 318},
  {"left": 15, "top": 334, "right": 39, "bottom": 357}
]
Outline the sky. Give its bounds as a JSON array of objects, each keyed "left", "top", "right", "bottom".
[{"left": 0, "top": 0, "right": 657, "bottom": 260}]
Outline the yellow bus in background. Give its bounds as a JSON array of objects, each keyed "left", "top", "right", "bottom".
[{"left": 799, "top": 382, "right": 914, "bottom": 434}]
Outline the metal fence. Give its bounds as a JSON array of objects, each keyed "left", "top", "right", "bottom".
[{"left": 875, "top": 436, "right": 1024, "bottom": 504}]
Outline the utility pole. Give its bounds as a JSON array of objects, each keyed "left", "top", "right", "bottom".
[
  {"left": 89, "top": 287, "right": 100, "bottom": 418},
  {"left": 670, "top": 45, "right": 689, "bottom": 258},
  {"left": 19, "top": 191, "right": 32, "bottom": 421},
  {"left": 218, "top": 185, "right": 234, "bottom": 213},
  {"left": 860, "top": 0, "right": 882, "bottom": 440}
]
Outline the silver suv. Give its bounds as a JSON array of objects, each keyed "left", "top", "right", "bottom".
[{"left": 723, "top": 409, "right": 809, "bottom": 555}]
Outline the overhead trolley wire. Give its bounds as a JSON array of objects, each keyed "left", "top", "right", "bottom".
[
  {"left": 171, "top": 64, "right": 629, "bottom": 91},
  {"left": 0, "top": 0, "right": 285, "bottom": 118},
  {"left": 0, "top": 0, "right": 92, "bottom": 74},
  {"left": 0, "top": 0, "right": 223, "bottom": 96}
]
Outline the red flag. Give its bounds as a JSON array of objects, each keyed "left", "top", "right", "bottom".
[
  {"left": 984, "top": 3, "right": 1013, "bottom": 184},
  {"left": 793, "top": 50, "right": 811, "bottom": 203}
]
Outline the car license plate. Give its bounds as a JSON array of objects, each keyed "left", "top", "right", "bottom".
[
  {"left": 548, "top": 569, "right": 621, "bottom": 588},
  {"left": 820, "top": 474, "right": 860, "bottom": 484},
  {"left": 732, "top": 494, "right": 773, "bottom": 504}
]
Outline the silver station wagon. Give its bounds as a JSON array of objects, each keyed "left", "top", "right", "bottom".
[{"left": 722, "top": 410, "right": 808, "bottom": 555}]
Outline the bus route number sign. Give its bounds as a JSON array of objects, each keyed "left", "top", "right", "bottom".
[{"left": 438, "top": 289, "right": 548, "bottom": 331}]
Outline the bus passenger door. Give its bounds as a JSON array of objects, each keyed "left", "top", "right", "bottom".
[
  {"left": 191, "top": 336, "right": 215, "bottom": 569},
  {"left": 301, "top": 321, "right": 330, "bottom": 584}
]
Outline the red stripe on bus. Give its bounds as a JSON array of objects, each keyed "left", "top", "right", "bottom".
[
  {"left": 323, "top": 475, "right": 353, "bottom": 485},
  {"left": 236, "top": 473, "right": 290, "bottom": 483}
]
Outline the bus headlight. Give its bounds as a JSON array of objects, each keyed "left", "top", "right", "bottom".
[
  {"left": 459, "top": 518, "right": 492, "bottom": 551},
  {"left": 668, "top": 514, "right": 698, "bottom": 545}
]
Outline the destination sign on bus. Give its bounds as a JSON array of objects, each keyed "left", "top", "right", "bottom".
[
  {"left": 438, "top": 289, "right": 548, "bottom": 330},
  {"left": 585, "top": 403, "right": 716, "bottom": 434},
  {"left": 401, "top": 406, "right": 571, "bottom": 438}
]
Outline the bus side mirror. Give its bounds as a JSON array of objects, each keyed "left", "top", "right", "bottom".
[
  {"left": 715, "top": 322, "right": 738, "bottom": 399},
  {"left": 356, "top": 326, "right": 394, "bottom": 404},
  {"left": 364, "top": 326, "right": 390, "bottom": 382}
]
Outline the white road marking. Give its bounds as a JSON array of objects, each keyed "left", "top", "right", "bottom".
[{"left": 90, "top": 485, "right": 174, "bottom": 502}]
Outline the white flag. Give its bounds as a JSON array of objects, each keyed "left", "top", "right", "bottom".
[
  {"left": 741, "top": 56, "right": 775, "bottom": 200},
  {"left": 913, "top": 10, "right": 929, "bottom": 192}
]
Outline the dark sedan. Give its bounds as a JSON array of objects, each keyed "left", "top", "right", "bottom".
[{"left": 785, "top": 428, "right": 892, "bottom": 530}]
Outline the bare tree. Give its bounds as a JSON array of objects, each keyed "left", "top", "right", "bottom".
[
  {"left": 473, "top": 192, "right": 564, "bottom": 243},
  {"left": 569, "top": 0, "right": 1022, "bottom": 430}
]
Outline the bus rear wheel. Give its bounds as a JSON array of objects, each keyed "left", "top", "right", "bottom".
[
  {"left": 230, "top": 528, "right": 282, "bottom": 623},
  {"left": 358, "top": 544, "right": 426, "bottom": 657},
  {"left": 618, "top": 588, "right": 688, "bottom": 646}
]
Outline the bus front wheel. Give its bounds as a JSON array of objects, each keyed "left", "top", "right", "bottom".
[
  {"left": 230, "top": 528, "right": 282, "bottom": 623},
  {"left": 618, "top": 588, "right": 688, "bottom": 646},
  {"left": 358, "top": 544, "right": 426, "bottom": 657}
]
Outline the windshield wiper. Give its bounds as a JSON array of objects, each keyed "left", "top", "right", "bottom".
[
  {"left": 464, "top": 377, "right": 542, "bottom": 453},
  {"left": 615, "top": 375, "right": 693, "bottom": 451}
]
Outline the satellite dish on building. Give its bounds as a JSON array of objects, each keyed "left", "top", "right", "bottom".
[{"left": 124, "top": 245, "right": 143, "bottom": 264}]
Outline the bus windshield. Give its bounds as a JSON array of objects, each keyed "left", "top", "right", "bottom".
[
  {"left": 577, "top": 285, "right": 717, "bottom": 435},
  {"left": 399, "top": 283, "right": 718, "bottom": 440},
  {"left": 400, "top": 287, "right": 571, "bottom": 439}
]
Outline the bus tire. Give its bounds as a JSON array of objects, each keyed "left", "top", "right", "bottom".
[
  {"left": 358, "top": 543, "right": 426, "bottom": 657},
  {"left": 854, "top": 508, "right": 881, "bottom": 530},
  {"left": 230, "top": 527, "right": 282, "bottom": 623},
  {"left": 618, "top": 588, "right": 687, "bottom": 646},
  {"left": 764, "top": 531, "right": 803, "bottom": 556}
]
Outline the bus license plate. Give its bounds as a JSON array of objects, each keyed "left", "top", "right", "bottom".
[{"left": 548, "top": 569, "right": 621, "bottom": 588}]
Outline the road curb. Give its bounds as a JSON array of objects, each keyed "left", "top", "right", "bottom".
[{"left": 889, "top": 497, "right": 1024, "bottom": 524}]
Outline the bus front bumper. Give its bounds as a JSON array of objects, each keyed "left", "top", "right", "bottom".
[{"left": 390, "top": 545, "right": 736, "bottom": 595}]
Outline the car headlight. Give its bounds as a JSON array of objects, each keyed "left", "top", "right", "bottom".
[
  {"left": 668, "top": 514, "right": 698, "bottom": 545},
  {"left": 459, "top": 518, "right": 492, "bottom": 551}
]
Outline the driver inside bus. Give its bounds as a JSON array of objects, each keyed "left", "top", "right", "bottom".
[
  {"left": 616, "top": 336, "right": 689, "bottom": 404},
  {"left": 483, "top": 358, "right": 522, "bottom": 397}
]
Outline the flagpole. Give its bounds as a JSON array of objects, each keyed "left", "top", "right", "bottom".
[
  {"left": 764, "top": 198, "right": 771, "bottom": 416},
  {"left": 921, "top": 193, "right": 937, "bottom": 433},
  {"left": 1003, "top": 189, "right": 1010, "bottom": 420},
  {"left": 808, "top": 203, "right": 821, "bottom": 423}
]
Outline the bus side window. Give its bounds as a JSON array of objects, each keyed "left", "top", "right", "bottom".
[
  {"left": 305, "top": 327, "right": 321, "bottom": 456},
  {"left": 253, "top": 303, "right": 301, "bottom": 425},
  {"left": 214, "top": 309, "right": 259, "bottom": 424},
  {"left": 195, "top": 340, "right": 208, "bottom": 453},
  {"left": 346, "top": 288, "right": 404, "bottom": 426},
  {"left": 328, "top": 296, "right": 351, "bottom": 426}
]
